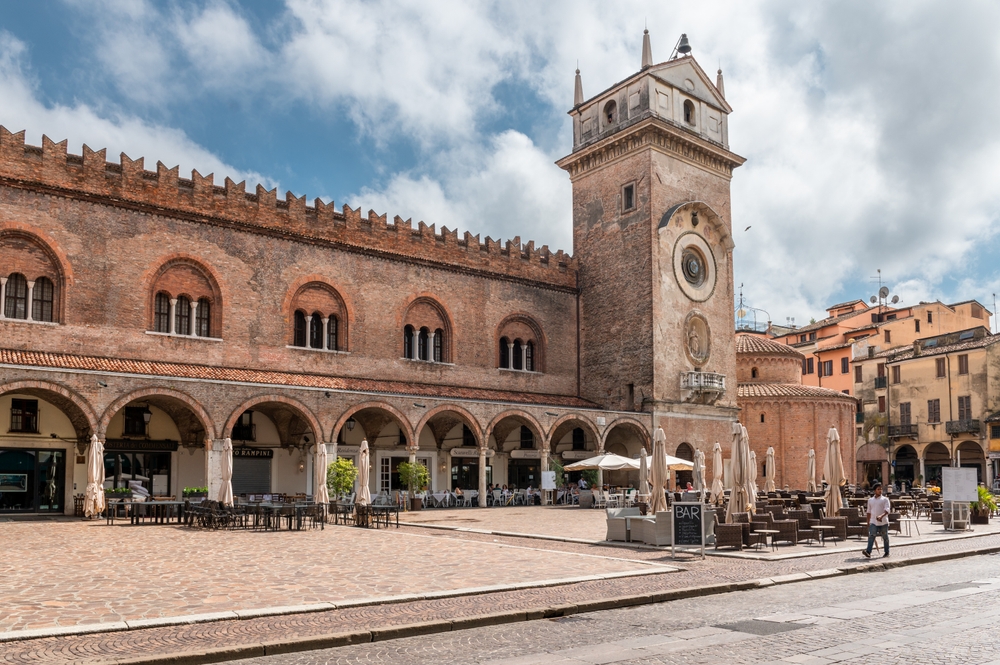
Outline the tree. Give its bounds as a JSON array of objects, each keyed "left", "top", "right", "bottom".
[
  {"left": 327, "top": 458, "right": 358, "bottom": 498},
  {"left": 397, "top": 461, "right": 430, "bottom": 497}
]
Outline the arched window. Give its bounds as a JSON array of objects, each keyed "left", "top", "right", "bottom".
[
  {"left": 175, "top": 296, "right": 191, "bottom": 335},
  {"left": 525, "top": 341, "right": 534, "bottom": 371},
  {"left": 572, "top": 427, "right": 586, "bottom": 451},
  {"left": 462, "top": 424, "right": 476, "bottom": 447},
  {"left": 683, "top": 99, "right": 696, "bottom": 125},
  {"left": 519, "top": 425, "right": 534, "bottom": 449},
  {"left": 760, "top": 413, "right": 766, "bottom": 423},
  {"left": 294, "top": 310, "right": 307, "bottom": 347},
  {"left": 417, "top": 327, "right": 429, "bottom": 361},
  {"left": 309, "top": 312, "right": 323, "bottom": 349},
  {"left": 32, "top": 277, "right": 54, "bottom": 322},
  {"left": 196, "top": 298, "right": 211, "bottom": 337},
  {"left": 403, "top": 324, "right": 414, "bottom": 359},
  {"left": 499, "top": 337, "right": 510, "bottom": 369},
  {"left": 5, "top": 273, "right": 27, "bottom": 319},
  {"left": 604, "top": 99, "right": 617, "bottom": 126},
  {"left": 154, "top": 292, "right": 171, "bottom": 332},
  {"left": 433, "top": 328, "right": 443, "bottom": 363},
  {"left": 328, "top": 315, "right": 338, "bottom": 351},
  {"left": 512, "top": 339, "right": 524, "bottom": 371},
  {"left": 751, "top": 367, "right": 759, "bottom": 379}
]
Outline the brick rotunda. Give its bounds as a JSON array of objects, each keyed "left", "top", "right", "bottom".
[{"left": 736, "top": 332, "right": 856, "bottom": 490}]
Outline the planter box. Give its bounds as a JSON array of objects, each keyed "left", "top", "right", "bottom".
[
  {"left": 183, "top": 493, "right": 208, "bottom": 501},
  {"left": 105, "top": 491, "right": 132, "bottom": 499},
  {"left": 971, "top": 513, "right": 990, "bottom": 525},
  {"left": 409, "top": 497, "right": 423, "bottom": 511}
]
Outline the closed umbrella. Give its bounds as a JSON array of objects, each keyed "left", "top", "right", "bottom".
[
  {"left": 806, "top": 449, "right": 818, "bottom": 492},
  {"left": 710, "top": 442, "right": 725, "bottom": 506},
  {"left": 313, "top": 442, "right": 329, "bottom": 505},
  {"left": 648, "top": 427, "right": 669, "bottom": 514},
  {"left": 764, "top": 446, "right": 776, "bottom": 493},
  {"left": 83, "top": 435, "right": 105, "bottom": 518},
  {"left": 725, "top": 424, "right": 755, "bottom": 523},
  {"left": 218, "top": 437, "right": 234, "bottom": 506},
  {"left": 693, "top": 449, "right": 706, "bottom": 500},
  {"left": 357, "top": 439, "right": 371, "bottom": 505},
  {"left": 749, "top": 450, "right": 759, "bottom": 499},
  {"left": 823, "top": 426, "right": 846, "bottom": 513},
  {"left": 638, "top": 450, "right": 650, "bottom": 498}
]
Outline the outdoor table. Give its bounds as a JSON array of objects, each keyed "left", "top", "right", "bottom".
[
  {"left": 811, "top": 524, "right": 834, "bottom": 547},
  {"left": 431, "top": 491, "right": 449, "bottom": 507},
  {"left": 755, "top": 528, "right": 780, "bottom": 552},
  {"left": 370, "top": 505, "right": 399, "bottom": 528},
  {"left": 898, "top": 516, "right": 920, "bottom": 537},
  {"left": 130, "top": 500, "right": 186, "bottom": 525},
  {"left": 332, "top": 502, "right": 355, "bottom": 525},
  {"left": 105, "top": 498, "right": 132, "bottom": 525}
]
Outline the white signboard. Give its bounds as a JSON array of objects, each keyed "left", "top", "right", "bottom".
[
  {"left": 541, "top": 471, "right": 556, "bottom": 490},
  {"left": 561, "top": 451, "right": 591, "bottom": 460},
  {"left": 510, "top": 449, "right": 542, "bottom": 459},
  {"left": 942, "top": 467, "right": 978, "bottom": 502},
  {"left": 336, "top": 446, "right": 360, "bottom": 455},
  {"left": 450, "top": 448, "right": 494, "bottom": 458}
]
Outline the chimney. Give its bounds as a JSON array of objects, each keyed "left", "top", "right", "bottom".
[{"left": 912, "top": 340, "right": 921, "bottom": 356}]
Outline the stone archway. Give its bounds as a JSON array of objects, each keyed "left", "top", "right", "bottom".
[
  {"left": 414, "top": 406, "right": 483, "bottom": 493},
  {"left": 487, "top": 411, "right": 545, "bottom": 491}
]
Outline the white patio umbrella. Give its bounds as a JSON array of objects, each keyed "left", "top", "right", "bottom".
[
  {"left": 806, "top": 449, "right": 818, "bottom": 492},
  {"left": 764, "top": 447, "right": 776, "bottom": 493},
  {"left": 638, "top": 450, "right": 650, "bottom": 497},
  {"left": 749, "top": 450, "right": 759, "bottom": 499},
  {"left": 218, "top": 437, "right": 234, "bottom": 506},
  {"left": 710, "top": 442, "right": 725, "bottom": 506},
  {"left": 823, "top": 426, "right": 847, "bottom": 513},
  {"left": 648, "top": 428, "right": 669, "bottom": 514},
  {"left": 313, "top": 441, "right": 329, "bottom": 505},
  {"left": 725, "top": 424, "right": 755, "bottom": 523},
  {"left": 357, "top": 439, "right": 371, "bottom": 505},
  {"left": 693, "top": 449, "right": 706, "bottom": 500},
  {"left": 83, "top": 435, "right": 105, "bottom": 518},
  {"left": 564, "top": 453, "right": 640, "bottom": 471}
]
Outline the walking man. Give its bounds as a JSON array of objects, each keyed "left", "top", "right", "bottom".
[{"left": 862, "top": 482, "right": 891, "bottom": 558}]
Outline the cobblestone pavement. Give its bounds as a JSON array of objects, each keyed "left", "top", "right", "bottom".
[
  {"left": 2, "top": 526, "right": 1000, "bottom": 664},
  {"left": 0, "top": 520, "right": 658, "bottom": 633},
  {"left": 230, "top": 553, "right": 1000, "bottom": 665}
]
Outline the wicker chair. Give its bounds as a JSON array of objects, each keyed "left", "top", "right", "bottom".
[
  {"left": 838, "top": 508, "right": 867, "bottom": 539},
  {"left": 820, "top": 516, "right": 848, "bottom": 541},
  {"left": 888, "top": 512, "right": 902, "bottom": 535},
  {"left": 732, "top": 512, "right": 766, "bottom": 548},
  {"left": 715, "top": 523, "right": 744, "bottom": 550},
  {"left": 773, "top": 519, "right": 799, "bottom": 545}
]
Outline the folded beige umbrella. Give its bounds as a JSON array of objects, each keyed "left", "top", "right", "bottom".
[
  {"left": 749, "top": 450, "right": 759, "bottom": 499},
  {"left": 218, "top": 437, "right": 234, "bottom": 506},
  {"left": 313, "top": 442, "right": 330, "bottom": 505},
  {"left": 357, "top": 439, "right": 371, "bottom": 505},
  {"left": 648, "top": 427, "right": 669, "bottom": 514},
  {"left": 83, "top": 434, "right": 105, "bottom": 518},
  {"left": 638, "top": 451, "right": 650, "bottom": 497},
  {"left": 693, "top": 449, "right": 706, "bottom": 499},
  {"left": 710, "top": 442, "right": 725, "bottom": 506},
  {"left": 806, "top": 449, "right": 818, "bottom": 492},
  {"left": 823, "top": 426, "right": 846, "bottom": 513},
  {"left": 725, "top": 424, "right": 755, "bottom": 523},
  {"left": 764, "top": 446, "right": 776, "bottom": 493}
]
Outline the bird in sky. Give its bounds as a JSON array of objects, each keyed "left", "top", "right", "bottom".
[{"left": 744, "top": 225, "right": 752, "bottom": 232}]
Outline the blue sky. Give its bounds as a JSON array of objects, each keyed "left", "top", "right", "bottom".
[{"left": 2, "top": 1, "right": 1000, "bottom": 327}]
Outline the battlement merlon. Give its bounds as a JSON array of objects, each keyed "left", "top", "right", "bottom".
[{"left": 0, "top": 127, "right": 578, "bottom": 291}]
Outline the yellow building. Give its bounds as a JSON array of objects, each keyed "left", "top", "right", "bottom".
[{"left": 852, "top": 325, "right": 999, "bottom": 488}]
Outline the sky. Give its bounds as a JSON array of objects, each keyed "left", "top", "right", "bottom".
[{"left": 2, "top": 1, "right": 1000, "bottom": 327}]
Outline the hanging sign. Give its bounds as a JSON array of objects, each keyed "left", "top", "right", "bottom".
[
  {"left": 336, "top": 446, "right": 360, "bottom": 455},
  {"left": 105, "top": 439, "right": 178, "bottom": 452},
  {"left": 561, "top": 451, "right": 591, "bottom": 460},
  {"left": 450, "top": 448, "right": 493, "bottom": 458},
  {"left": 510, "top": 449, "right": 542, "bottom": 459}
]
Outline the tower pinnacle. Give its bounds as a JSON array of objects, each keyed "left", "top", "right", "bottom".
[
  {"left": 574, "top": 67, "right": 583, "bottom": 106},
  {"left": 641, "top": 29, "right": 653, "bottom": 69},
  {"left": 716, "top": 68, "right": 726, "bottom": 99}
]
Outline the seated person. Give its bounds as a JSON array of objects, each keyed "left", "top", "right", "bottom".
[{"left": 454, "top": 487, "right": 464, "bottom": 496}]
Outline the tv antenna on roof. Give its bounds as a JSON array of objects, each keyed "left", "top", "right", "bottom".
[{"left": 869, "top": 269, "right": 899, "bottom": 318}]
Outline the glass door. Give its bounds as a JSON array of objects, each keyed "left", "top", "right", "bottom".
[
  {"left": 0, "top": 449, "right": 35, "bottom": 512},
  {"left": 36, "top": 450, "right": 64, "bottom": 512}
]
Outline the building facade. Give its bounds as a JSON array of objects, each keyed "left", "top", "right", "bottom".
[
  {"left": 736, "top": 333, "right": 856, "bottom": 490},
  {"left": 0, "top": 34, "right": 746, "bottom": 514}
]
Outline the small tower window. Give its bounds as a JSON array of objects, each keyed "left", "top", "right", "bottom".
[
  {"left": 760, "top": 413, "right": 766, "bottom": 423},
  {"left": 683, "top": 99, "right": 696, "bottom": 125},
  {"left": 603, "top": 99, "right": 617, "bottom": 127},
  {"left": 294, "top": 311, "right": 307, "bottom": 347},
  {"left": 622, "top": 183, "right": 635, "bottom": 212},
  {"left": 175, "top": 295, "right": 191, "bottom": 335},
  {"left": 751, "top": 367, "right": 759, "bottom": 379},
  {"left": 403, "top": 324, "right": 414, "bottom": 359}
]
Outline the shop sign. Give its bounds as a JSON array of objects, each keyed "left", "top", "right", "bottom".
[
  {"left": 336, "top": 446, "right": 360, "bottom": 455},
  {"left": 989, "top": 452, "right": 1000, "bottom": 460},
  {"left": 510, "top": 449, "right": 542, "bottom": 459},
  {"left": 105, "top": 439, "right": 179, "bottom": 452},
  {"left": 561, "top": 451, "right": 591, "bottom": 460},
  {"left": 450, "top": 448, "right": 493, "bottom": 458},
  {"left": 233, "top": 447, "right": 274, "bottom": 459}
]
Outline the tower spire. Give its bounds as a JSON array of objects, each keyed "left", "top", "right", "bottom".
[
  {"left": 641, "top": 29, "right": 653, "bottom": 69},
  {"left": 716, "top": 67, "right": 726, "bottom": 99},
  {"left": 574, "top": 66, "right": 583, "bottom": 106}
]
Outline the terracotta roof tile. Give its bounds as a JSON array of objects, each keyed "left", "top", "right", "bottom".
[
  {"left": 0, "top": 348, "right": 597, "bottom": 409},
  {"left": 737, "top": 383, "right": 855, "bottom": 400},
  {"left": 736, "top": 333, "right": 804, "bottom": 359}
]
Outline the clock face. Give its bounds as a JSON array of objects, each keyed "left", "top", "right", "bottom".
[
  {"left": 673, "top": 232, "right": 717, "bottom": 302},
  {"left": 682, "top": 248, "right": 706, "bottom": 287}
]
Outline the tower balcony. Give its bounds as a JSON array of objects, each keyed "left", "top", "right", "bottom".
[
  {"left": 681, "top": 371, "right": 726, "bottom": 404},
  {"left": 888, "top": 424, "right": 917, "bottom": 438},
  {"left": 946, "top": 419, "right": 980, "bottom": 435}
]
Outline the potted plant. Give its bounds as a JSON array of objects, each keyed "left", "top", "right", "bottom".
[
  {"left": 105, "top": 486, "right": 132, "bottom": 499},
  {"left": 397, "top": 461, "right": 430, "bottom": 510},
  {"left": 182, "top": 486, "right": 208, "bottom": 500},
  {"left": 970, "top": 485, "right": 996, "bottom": 525},
  {"left": 326, "top": 458, "right": 358, "bottom": 505}
]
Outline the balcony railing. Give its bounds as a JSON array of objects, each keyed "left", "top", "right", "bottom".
[
  {"left": 874, "top": 376, "right": 888, "bottom": 389},
  {"left": 888, "top": 424, "right": 917, "bottom": 438},
  {"left": 680, "top": 371, "right": 726, "bottom": 393},
  {"left": 946, "top": 419, "right": 980, "bottom": 435}
]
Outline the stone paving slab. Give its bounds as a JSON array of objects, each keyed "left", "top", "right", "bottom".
[{"left": 2, "top": 522, "right": 1000, "bottom": 665}]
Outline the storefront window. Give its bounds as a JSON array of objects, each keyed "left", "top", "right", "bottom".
[{"left": 0, "top": 448, "right": 64, "bottom": 512}]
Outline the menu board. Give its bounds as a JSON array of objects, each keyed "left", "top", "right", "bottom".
[{"left": 673, "top": 502, "right": 704, "bottom": 545}]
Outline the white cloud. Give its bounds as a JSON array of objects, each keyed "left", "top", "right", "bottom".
[{"left": 0, "top": 31, "right": 265, "bottom": 186}]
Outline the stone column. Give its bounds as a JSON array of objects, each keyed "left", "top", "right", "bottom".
[
  {"left": 322, "top": 317, "right": 330, "bottom": 350},
  {"left": 427, "top": 331, "right": 436, "bottom": 362},
  {"left": 596, "top": 441, "right": 604, "bottom": 489},
  {"left": 540, "top": 447, "right": 550, "bottom": 505},
  {"left": 189, "top": 300, "right": 199, "bottom": 337},
  {"left": 521, "top": 344, "right": 528, "bottom": 371},
  {"left": 205, "top": 438, "right": 225, "bottom": 500},
  {"left": 919, "top": 456, "right": 926, "bottom": 486},
  {"left": 478, "top": 446, "right": 488, "bottom": 509},
  {"left": 0, "top": 277, "right": 7, "bottom": 319},
  {"left": 25, "top": 280, "right": 34, "bottom": 322},
  {"left": 410, "top": 328, "right": 419, "bottom": 359},
  {"left": 507, "top": 341, "right": 514, "bottom": 369},
  {"left": 168, "top": 298, "right": 177, "bottom": 334}
]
